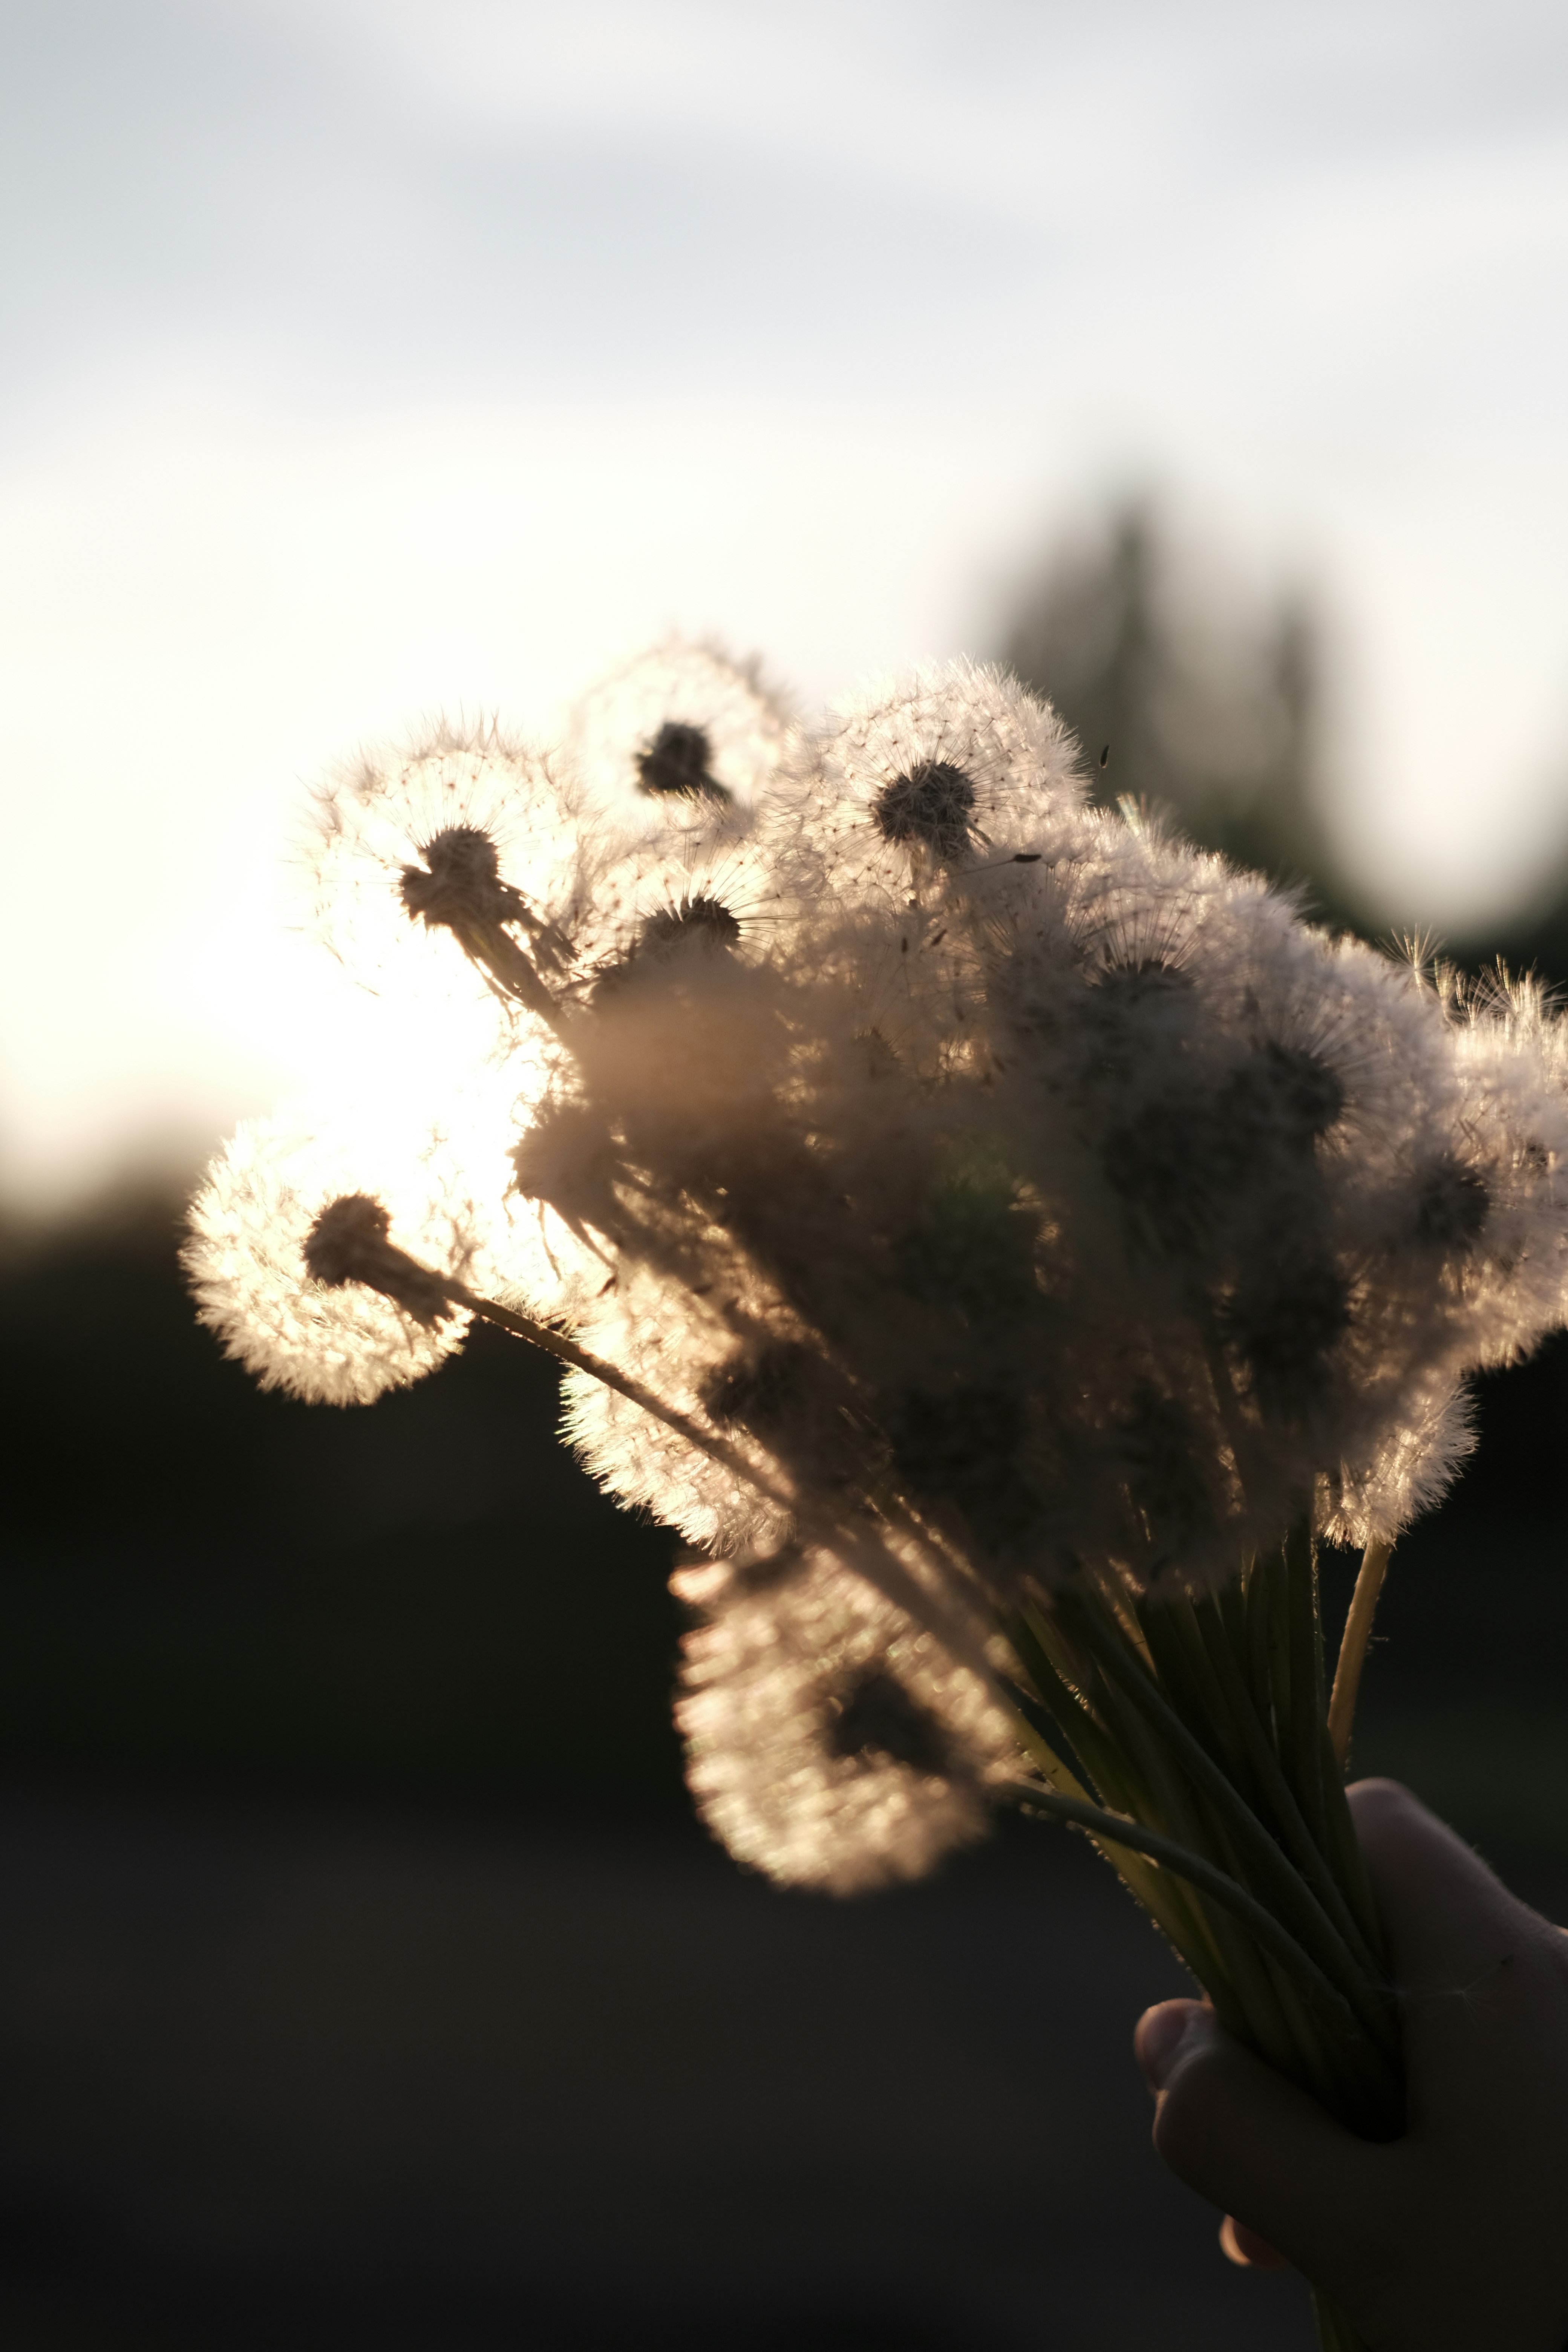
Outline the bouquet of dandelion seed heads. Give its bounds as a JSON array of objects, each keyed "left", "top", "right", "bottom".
[{"left": 186, "top": 638, "right": 1568, "bottom": 2352}]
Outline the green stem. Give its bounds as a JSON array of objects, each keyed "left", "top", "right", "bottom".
[
  {"left": 1007, "top": 1706, "right": 1240, "bottom": 2020},
  {"left": 1059, "top": 1591, "right": 1398, "bottom": 2065},
  {"left": 1010, "top": 1612, "right": 1299, "bottom": 2060},
  {"left": 1141, "top": 1598, "right": 1257, "bottom": 1795},
  {"left": 1009, "top": 1611, "right": 1121, "bottom": 1790},
  {"left": 1318, "top": 1718, "right": 1387, "bottom": 1966},
  {"left": 1285, "top": 1522, "right": 1329, "bottom": 1853},
  {"left": 1015, "top": 1787, "right": 1363, "bottom": 2031},
  {"left": 1328, "top": 1539, "right": 1393, "bottom": 1769},
  {"left": 1189, "top": 1596, "right": 1385, "bottom": 1988},
  {"left": 1263, "top": 1539, "right": 1296, "bottom": 1758},
  {"left": 447, "top": 1280, "right": 798, "bottom": 1508},
  {"left": 1243, "top": 1552, "right": 1277, "bottom": 1731}
]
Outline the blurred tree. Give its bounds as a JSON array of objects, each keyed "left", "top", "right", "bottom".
[
  {"left": 998, "top": 492, "right": 1568, "bottom": 991},
  {"left": 999, "top": 498, "right": 1367, "bottom": 933}
]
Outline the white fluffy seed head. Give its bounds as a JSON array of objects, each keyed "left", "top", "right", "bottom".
[
  {"left": 674, "top": 1545, "right": 1020, "bottom": 1894},
  {"left": 564, "top": 638, "right": 796, "bottom": 844},
  {"left": 776, "top": 658, "right": 1086, "bottom": 916},
  {"left": 559, "top": 1250, "right": 806, "bottom": 1557},
  {"left": 1437, "top": 969, "right": 1568, "bottom": 1361},
  {"left": 184, "top": 1100, "right": 494, "bottom": 1404},
  {"left": 566, "top": 804, "right": 801, "bottom": 988},
  {"left": 1319, "top": 1373, "right": 1475, "bottom": 1551},
  {"left": 298, "top": 717, "right": 595, "bottom": 1038}
]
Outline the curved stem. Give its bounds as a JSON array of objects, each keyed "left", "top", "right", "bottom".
[
  {"left": 447, "top": 1280, "right": 796, "bottom": 1509},
  {"left": 1061, "top": 1592, "right": 1398, "bottom": 2058},
  {"left": 1190, "top": 1597, "right": 1386, "bottom": 1987},
  {"left": 1328, "top": 1540, "right": 1393, "bottom": 1769},
  {"left": 457, "top": 1284, "right": 1012, "bottom": 1701},
  {"left": 1014, "top": 1786, "right": 1363, "bottom": 2037}
]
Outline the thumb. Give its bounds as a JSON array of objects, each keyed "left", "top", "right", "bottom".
[{"left": 1135, "top": 2000, "right": 1391, "bottom": 2297}]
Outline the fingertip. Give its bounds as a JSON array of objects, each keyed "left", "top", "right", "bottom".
[
  {"left": 1344, "top": 1776, "right": 1423, "bottom": 1836},
  {"left": 1135, "top": 1997, "right": 1205, "bottom": 2094},
  {"left": 1220, "top": 2213, "right": 1291, "bottom": 2271}
]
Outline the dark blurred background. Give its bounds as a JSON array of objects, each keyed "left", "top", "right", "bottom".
[{"left": 2, "top": 494, "right": 1566, "bottom": 2350}]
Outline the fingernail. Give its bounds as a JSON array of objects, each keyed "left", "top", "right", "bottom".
[{"left": 1135, "top": 2001, "right": 1196, "bottom": 2092}]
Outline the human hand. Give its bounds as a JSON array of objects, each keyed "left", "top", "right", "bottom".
[{"left": 1134, "top": 1779, "right": 1568, "bottom": 2350}]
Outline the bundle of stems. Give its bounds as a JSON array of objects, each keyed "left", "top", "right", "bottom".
[{"left": 1006, "top": 1531, "right": 1398, "bottom": 2352}]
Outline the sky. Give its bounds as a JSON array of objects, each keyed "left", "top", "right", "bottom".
[{"left": 3, "top": 0, "right": 1568, "bottom": 1207}]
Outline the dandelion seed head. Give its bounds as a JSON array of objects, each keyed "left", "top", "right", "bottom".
[
  {"left": 569, "top": 800, "right": 798, "bottom": 991},
  {"left": 1321, "top": 1371, "right": 1476, "bottom": 1549},
  {"left": 674, "top": 1545, "right": 1018, "bottom": 1893},
  {"left": 299, "top": 1190, "right": 454, "bottom": 1327},
  {"left": 559, "top": 1241, "right": 810, "bottom": 1556},
  {"left": 827, "top": 1668, "right": 952, "bottom": 1776},
  {"left": 780, "top": 660, "right": 1085, "bottom": 916},
  {"left": 643, "top": 892, "right": 744, "bottom": 954},
  {"left": 300, "top": 718, "right": 592, "bottom": 1035},
  {"left": 184, "top": 1103, "right": 490, "bottom": 1404},
  {"left": 1225, "top": 1254, "right": 1353, "bottom": 1417},
  {"left": 1423, "top": 966, "right": 1568, "bottom": 1363},
  {"left": 565, "top": 638, "right": 795, "bottom": 842}
]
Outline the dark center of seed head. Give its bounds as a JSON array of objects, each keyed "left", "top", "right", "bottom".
[
  {"left": 873, "top": 761, "right": 977, "bottom": 862},
  {"left": 1093, "top": 955, "right": 1192, "bottom": 1004},
  {"left": 827, "top": 1669, "right": 951, "bottom": 1778},
  {"left": 1220, "top": 1041, "right": 1346, "bottom": 1150},
  {"left": 1255, "top": 1042, "right": 1346, "bottom": 1139},
  {"left": 302, "top": 1192, "right": 392, "bottom": 1284},
  {"left": 1228, "top": 1257, "right": 1350, "bottom": 1412},
  {"left": 400, "top": 825, "right": 505, "bottom": 926},
  {"left": 302, "top": 1194, "right": 454, "bottom": 1327},
  {"left": 1416, "top": 1159, "right": 1490, "bottom": 1252},
  {"left": 701, "top": 1340, "right": 810, "bottom": 1433},
  {"left": 640, "top": 894, "right": 742, "bottom": 956},
  {"left": 635, "top": 721, "right": 730, "bottom": 802}
]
